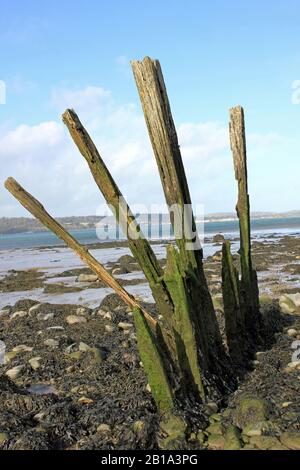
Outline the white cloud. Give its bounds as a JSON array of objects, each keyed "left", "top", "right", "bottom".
[{"left": 0, "top": 85, "right": 291, "bottom": 217}]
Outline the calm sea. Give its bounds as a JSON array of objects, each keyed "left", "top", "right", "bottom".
[{"left": 1, "top": 217, "right": 300, "bottom": 251}]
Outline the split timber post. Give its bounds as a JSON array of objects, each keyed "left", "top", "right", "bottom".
[{"left": 222, "top": 106, "right": 262, "bottom": 361}]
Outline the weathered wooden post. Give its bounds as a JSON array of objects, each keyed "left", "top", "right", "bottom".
[{"left": 222, "top": 106, "right": 262, "bottom": 360}]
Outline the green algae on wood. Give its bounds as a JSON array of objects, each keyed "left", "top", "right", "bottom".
[
  {"left": 222, "top": 240, "right": 244, "bottom": 362},
  {"left": 229, "top": 106, "right": 262, "bottom": 344},
  {"left": 133, "top": 308, "right": 174, "bottom": 412},
  {"left": 163, "top": 245, "right": 205, "bottom": 399}
]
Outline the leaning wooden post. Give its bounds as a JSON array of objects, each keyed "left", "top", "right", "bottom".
[
  {"left": 4, "top": 177, "right": 155, "bottom": 328},
  {"left": 62, "top": 109, "right": 176, "bottom": 356},
  {"left": 229, "top": 106, "right": 261, "bottom": 342},
  {"left": 132, "top": 57, "right": 231, "bottom": 394}
]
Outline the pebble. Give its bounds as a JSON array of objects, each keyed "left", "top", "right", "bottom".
[
  {"left": 66, "top": 315, "right": 87, "bottom": 325},
  {"left": 146, "top": 383, "right": 152, "bottom": 393},
  {"left": 206, "top": 402, "right": 219, "bottom": 415},
  {"left": 78, "top": 396, "right": 94, "bottom": 405},
  {"left": 105, "top": 325, "right": 114, "bottom": 333},
  {"left": 29, "top": 357, "right": 42, "bottom": 370},
  {"left": 287, "top": 329, "right": 298, "bottom": 337},
  {"left": 5, "top": 365, "right": 24, "bottom": 379},
  {"left": 47, "top": 326, "right": 65, "bottom": 331},
  {"left": 12, "top": 344, "right": 33, "bottom": 353},
  {"left": 286, "top": 361, "right": 300, "bottom": 369},
  {"left": 11, "top": 311, "right": 27, "bottom": 320},
  {"left": 33, "top": 412, "right": 46, "bottom": 422},
  {"left": 97, "top": 309, "right": 107, "bottom": 317},
  {"left": 243, "top": 422, "right": 265, "bottom": 437},
  {"left": 118, "top": 322, "right": 133, "bottom": 331},
  {"left": 68, "top": 351, "right": 83, "bottom": 360},
  {"left": 4, "top": 351, "right": 18, "bottom": 364},
  {"left": 37, "top": 312, "right": 54, "bottom": 321},
  {"left": 97, "top": 424, "right": 111, "bottom": 433},
  {"left": 43, "top": 339, "right": 59, "bottom": 348},
  {"left": 28, "top": 304, "right": 42, "bottom": 314},
  {"left": 282, "top": 402, "right": 293, "bottom": 408},
  {"left": 207, "top": 434, "right": 225, "bottom": 450},
  {"left": 76, "top": 307, "right": 88, "bottom": 316},
  {"left": 65, "top": 343, "right": 77, "bottom": 354},
  {"left": 255, "top": 351, "right": 264, "bottom": 360},
  {"left": 79, "top": 342, "right": 90, "bottom": 352},
  {"left": 206, "top": 422, "right": 224, "bottom": 435},
  {"left": 103, "top": 312, "right": 112, "bottom": 321}
]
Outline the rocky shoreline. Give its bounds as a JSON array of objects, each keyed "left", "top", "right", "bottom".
[{"left": 0, "top": 235, "right": 300, "bottom": 450}]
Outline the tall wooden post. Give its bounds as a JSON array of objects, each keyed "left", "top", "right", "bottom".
[
  {"left": 229, "top": 106, "right": 262, "bottom": 346},
  {"left": 132, "top": 57, "right": 232, "bottom": 393}
]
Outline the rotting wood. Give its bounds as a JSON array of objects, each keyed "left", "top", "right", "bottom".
[
  {"left": 222, "top": 240, "right": 244, "bottom": 363},
  {"left": 229, "top": 106, "right": 262, "bottom": 345},
  {"left": 132, "top": 57, "right": 229, "bottom": 390},
  {"left": 131, "top": 57, "right": 199, "bottom": 267},
  {"left": 133, "top": 307, "right": 174, "bottom": 412}
]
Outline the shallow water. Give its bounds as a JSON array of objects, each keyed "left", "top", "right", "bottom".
[{"left": 27, "top": 383, "right": 57, "bottom": 395}]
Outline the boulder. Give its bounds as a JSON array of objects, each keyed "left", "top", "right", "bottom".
[
  {"left": 213, "top": 234, "right": 225, "bottom": 244},
  {"left": 66, "top": 315, "right": 87, "bottom": 325},
  {"left": 224, "top": 426, "right": 242, "bottom": 450},
  {"left": 279, "top": 293, "right": 300, "bottom": 314},
  {"left": 280, "top": 432, "right": 300, "bottom": 450},
  {"left": 234, "top": 397, "right": 269, "bottom": 429},
  {"left": 5, "top": 365, "right": 24, "bottom": 379}
]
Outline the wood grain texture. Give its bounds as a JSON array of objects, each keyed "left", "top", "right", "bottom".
[
  {"left": 229, "top": 106, "right": 251, "bottom": 287},
  {"left": 229, "top": 106, "right": 262, "bottom": 344},
  {"left": 131, "top": 57, "right": 201, "bottom": 268}
]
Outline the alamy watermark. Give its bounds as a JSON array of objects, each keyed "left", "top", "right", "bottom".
[
  {"left": 0, "top": 80, "right": 6, "bottom": 104},
  {"left": 95, "top": 198, "right": 204, "bottom": 251}
]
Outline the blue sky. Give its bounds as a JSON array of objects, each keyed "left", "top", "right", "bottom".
[{"left": 0, "top": 0, "right": 299, "bottom": 216}]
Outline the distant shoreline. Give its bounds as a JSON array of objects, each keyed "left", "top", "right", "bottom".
[
  {"left": 1, "top": 211, "right": 300, "bottom": 235},
  {"left": 1, "top": 216, "right": 300, "bottom": 251}
]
